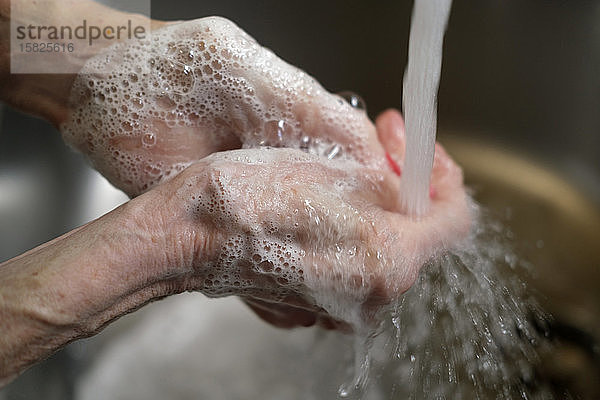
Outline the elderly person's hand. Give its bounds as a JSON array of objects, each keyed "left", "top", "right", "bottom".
[
  {"left": 0, "top": 0, "right": 472, "bottom": 386},
  {"left": 230, "top": 110, "right": 471, "bottom": 328},
  {"left": 1, "top": 1, "right": 389, "bottom": 198},
  {"left": 61, "top": 16, "right": 388, "bottom": 197},
  {"left": 0, "top": 130, "right": 469, "bottom": 384}
]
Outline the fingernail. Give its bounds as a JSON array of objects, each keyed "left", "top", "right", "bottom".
[{"left": 386, "top": 152, "right": 402, "bottom": 176}]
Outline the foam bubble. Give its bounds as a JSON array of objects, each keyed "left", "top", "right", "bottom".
[
  {"left": 61, "top": 17, "right": 376, "bottom": 197},
  {"left": 169, "top": 148, "right": 384, "bottom": 319},
  {"left": 58, "top": 17, "right": 487, "bottom": 396}
]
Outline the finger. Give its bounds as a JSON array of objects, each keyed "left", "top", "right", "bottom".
[
  {"left": 375, "top": 108, "right": 405, "bottom": 160},
  {"left": 316, "top": 313, "right": 353, "bottom": 332},
  {"left": 242, "top": 298, "right": 318, "bottom": 329},
  {"left": 354, "top": 169, "right": 403, "bottom": 213},
  {"left": 376, "top": 109, "right": 441, "bottom": 201},
  {"left": 244, "top": 298, "right": 353, "bottom": 332}
]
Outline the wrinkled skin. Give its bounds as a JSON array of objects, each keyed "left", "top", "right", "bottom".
[
  {"left": 243, "top": 110, "right": 470, "bottom": 328},
  {"left": 57, "top": 17, "right": 472, "bottom": 328},
  {"left": 146, "top": 110, "right": 470, "bottom": 329},
  {"left": 0, "top": 4, "right": 472, "bottom": 385},
  {"left": 62, "top": 17, "right": 388, "bottom": 197}
]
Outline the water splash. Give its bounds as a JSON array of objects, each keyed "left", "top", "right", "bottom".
[
  {"left": 387, "top": 214, "right": 552, "bottom": 398},
  {"left": 337, "top": 204, "right": 555, "bottom": 399}
]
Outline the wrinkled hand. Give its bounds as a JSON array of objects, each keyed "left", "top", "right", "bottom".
[
  {"left": 57, "top": 15, "right": 469, "bottom": 330},
  {"left": 0, "top": 127, "right": 468, "bottom": 384},
  {"left": 144, "top": 122, "right": 469, "bottom": 329},
  {"left": 62, "top": 17, "right": 387, "bottom": 197}
]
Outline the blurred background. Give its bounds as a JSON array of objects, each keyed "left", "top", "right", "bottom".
[{"left": 1, "top": 0, "right": 599, "bottom": 398}]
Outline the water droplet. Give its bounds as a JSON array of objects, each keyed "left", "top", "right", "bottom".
[
  {"left": 300, "top": 135, "right": 311, "bottom": 152},
  {"left": 264, "top": 120, "right": 291, "bottom": 144},
  {"left": 337, "top": 91, "right": 367, "bottom": 112},
  {"left": 326, "top": 144, "right": 342, "bottom": 160}
]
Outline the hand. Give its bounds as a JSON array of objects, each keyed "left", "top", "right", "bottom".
[
  {"left": 61, "top": 17, "right": 388, "bottom": 197},
  {"left": 236, "top": 109, "right": 471, "bottom": 328},
  {"left": 2, "top": 6, "right": 386, "bottom": 197},
  {"left": 0, "top": 115, "right": 468, "bottom": 383},
  {"left": 142, "top": 134, "right": 470, "bottom": 329}
]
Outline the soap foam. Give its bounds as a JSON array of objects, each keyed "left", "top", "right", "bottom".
[
  {"left": 61, "top": 17, "right": 377, "bottom": 197},
  {"left": 171, "top": 148, "right": 397, "bottom": 329},
  {"left": 59, "top": 16, "right": 520, "bottom": 398},
  {"left": 60, "top": 19, "right": 429, "bottom": 389}
]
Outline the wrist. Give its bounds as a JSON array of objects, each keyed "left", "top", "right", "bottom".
[
  {"left": 0, "top": 200, "right": 159, "bottom": 382},
  {"left": 0, "top": 160, "right": 222, "bottom": 385},
  {"left": 63, "top": 177, "right": 218, "bottom": 333},
  {"left": 60, "top": 197, "right": 177, "bottom": 333}
]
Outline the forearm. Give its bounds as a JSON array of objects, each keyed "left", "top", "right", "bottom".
[
  {"left": 0, "top": 192, "right": 202, "bottom": 386},
  {"left": 0, "top": 0, "right": 163, "bottom": 126}
]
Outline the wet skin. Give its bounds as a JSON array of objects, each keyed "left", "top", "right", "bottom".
[{"left": 0, "top": 3, "right": 470, "bottom": 385}]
